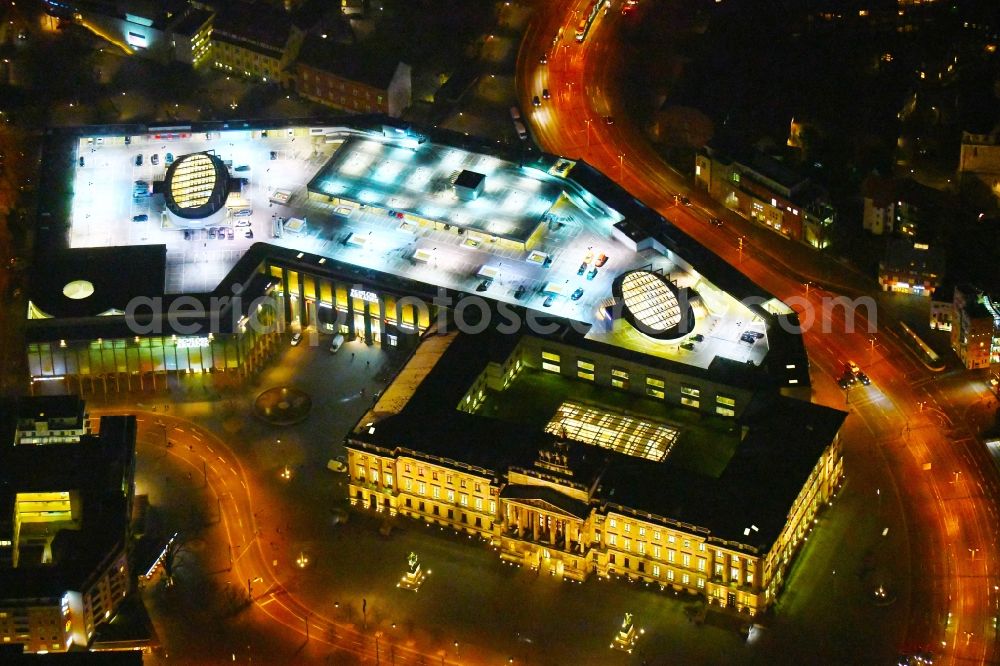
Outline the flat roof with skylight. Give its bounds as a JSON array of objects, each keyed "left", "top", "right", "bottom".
[
  {"left": 46, "top": 119, "right": 808, "bottom": 379},
  {"left": 308, "top": 135, "right": 570, "bottom": 245}
]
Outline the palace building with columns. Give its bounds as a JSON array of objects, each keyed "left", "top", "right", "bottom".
[{"left": 346, "top": 318, "right": 845, "bottom": 615}]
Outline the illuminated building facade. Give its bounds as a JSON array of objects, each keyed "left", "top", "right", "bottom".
[
  {"left": 877, "top": 239, "right": 945, "bottom": 295},
  {"left": 42, "top": 0, "right": 214, "bottom": 67},
  {"left": 293, "top": 35, "right": 412, "bottom": 118},
  {"left": 346, "top": 322, "right": 845, "bottom": 615},
  {"left": 952, "top": 285, "right": 1000, "bottom": 372},
  {"left": 14, "top": 396, "right": 89, "bottom": 446},
  {"left": 0, "top": 400, "right": 137, "bottom": 653},
  {"left": 210, "top": 5, "right": 302, "bottom": 83},
  {"left": 31, "top": 118, "right": 810, "bottom": 395},
  {"left": 695, "top": 142, "right": 834, "bottom": 248},
  {"left": 170, "top": 8, "right": 213, "bottom": 68}
]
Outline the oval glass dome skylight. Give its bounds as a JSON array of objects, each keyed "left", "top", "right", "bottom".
[{"left": 63, "top": 279, "right": 95, "bottom": 300}]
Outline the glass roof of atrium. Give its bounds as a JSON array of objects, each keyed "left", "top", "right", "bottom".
[{"left": 545, "top": 400, "right": 680, "bottom": 462}]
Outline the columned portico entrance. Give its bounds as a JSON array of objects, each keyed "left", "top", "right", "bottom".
[{"left": 497, "top": 488, "right": 592, "bottom": 581}]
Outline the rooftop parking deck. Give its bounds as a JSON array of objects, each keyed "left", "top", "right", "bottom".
[{"left": 66, "top": 125, "right": 770, "bottom": 369}]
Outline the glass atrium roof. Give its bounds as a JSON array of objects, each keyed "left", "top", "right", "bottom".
[{"left": 545, "top": 401, "right": 679, "bottom": 462}]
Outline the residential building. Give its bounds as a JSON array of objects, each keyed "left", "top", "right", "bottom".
[
  {"left": 958, "top": 130, "right": 1000, "bottom": 205},
  {"left": 952, "top": 285, "right": 1000, "bottom": 371},
  {"left": 14, "top": 395, "right": 89, "bottom": 445},
  {"left": 210, "top": 5, "right": 303, "bottom": 83},
  {"left": 877, "top": 239, "right": 945, "bottom": 295},
  {"left": 347, "top": 322, "right": 844, "bottom": 616},
  {"left": 293, "top": 36, "right": 411, "bottom": 117},
  {"left": 862, "top": 174, "right": 948, "bottom": 237},
  {"left": 169, "top": 7, "right": 213, "bottom": 68},
  {"left": 862, "top": 175, "right": 896, "bottom": 236},
  {"left": 0, "top": 400, "right": 137, "bottom": 653},
  {"left": 930, "top": 285, "right": 954, "bottom": 332},
  {"left": 695, "top": 143, "right": 834, "bottom": 248}
]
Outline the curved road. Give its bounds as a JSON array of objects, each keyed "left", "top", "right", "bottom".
[
  {"left": 97, "top": 409, "right": 464, "bottom": 665},
  {"left": 516, "top": 1, "right": 1000, "bottom": 663}
]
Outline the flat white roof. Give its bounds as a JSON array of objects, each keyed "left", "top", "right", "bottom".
[{"left": 65, "top": 126, "right": 770, "bottom": 369}]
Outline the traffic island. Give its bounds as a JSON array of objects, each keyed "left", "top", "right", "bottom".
[{"left": 253, "top": 386, "right": 312, "bottom": 425}]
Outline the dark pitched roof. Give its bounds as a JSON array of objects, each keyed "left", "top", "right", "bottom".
[
  {"left": 213, "top": 4, "right": 292, "bottom": 51},
  {"left": 600, "top": 394, "right": 845, "bottom": 548},
  {"left": 170, "top": 7, "right": 213, "bottom": 37},
  {"left": 296, "top": 35, "right": 402, "bottom": 90}
]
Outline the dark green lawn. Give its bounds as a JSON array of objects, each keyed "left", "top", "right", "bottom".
[{"left": 472, "top": 369, "right": 740, "bottom": 478}]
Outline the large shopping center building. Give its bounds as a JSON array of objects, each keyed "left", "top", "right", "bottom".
[
  {"left": 23, "top": 117, "right": 842, "bottom": 614},
  {"left": 26, "top": 116, "right": 809, "bottom": 394}
]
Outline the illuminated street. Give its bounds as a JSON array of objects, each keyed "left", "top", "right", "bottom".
[
  {"left": 2, "top": 0, "right": 998, "bottom": 663},
  {"left": 84, "top": 338, "right": 911, "bottom": 665},
  {"left": 516, "top": 0, "right": 1000, "bottom": 662}
]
